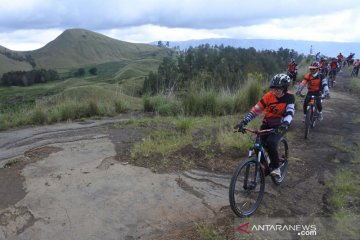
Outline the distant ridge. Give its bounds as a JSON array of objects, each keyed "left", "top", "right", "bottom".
[{"left": 159, "top": 38, "right": 360, "bottom": 57}]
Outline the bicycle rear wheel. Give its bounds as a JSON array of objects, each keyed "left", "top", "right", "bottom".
[
  {"left": 305, "top": 108, "right": 313, "bottom": 139},
  {"left": 229, "top": 158, "right": 265, "bottom": 217},
  {"left": 271, "top": 138, "right": 289, "bottom": 185}
]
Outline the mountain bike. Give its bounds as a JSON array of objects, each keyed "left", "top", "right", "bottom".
[
  {"left": 328, "top": 70, "right": 336, "bottom": 88},
  {"left": 229, "top": 128, "right": 289, "bottom": 217},
  {"left": 300, "top": 93, "right": 325, "bottom": 139}
]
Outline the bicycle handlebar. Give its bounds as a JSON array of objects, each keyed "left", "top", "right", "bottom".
[
  {"left": 234, "top": 127, "right": 277, "bottom": 135},
  {"left": 298, "top": 93, "right": 326, "bottom": 100}
]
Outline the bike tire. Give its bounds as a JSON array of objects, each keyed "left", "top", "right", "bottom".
[
  {"left": 305, "top": 108, "right": 313, "bottom": 139},
  {"left": 271, "top": 138, "right": 289, "bottom": 185},
  {"left": 229, "top": 158, "right": 265, "bottom": 217}
]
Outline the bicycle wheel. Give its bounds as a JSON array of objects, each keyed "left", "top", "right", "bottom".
[
  {"left": 304, "top": 108, "right": 313, "bottom": 139},
  {"left": 229, "top": 158, "right": 265, "bottom": 217},
  {"left": 271, "top": 138, "right": 289, "bottom": 185},
  {"left": 311, "top": 111, "right": 318, "bottom": 128}
]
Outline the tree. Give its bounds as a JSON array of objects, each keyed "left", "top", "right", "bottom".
[
  {"left": 89, "top": 67, "right": 97, "bottom": 75},
  {"left": 76, "top": 68, "right": 85, "bottom": 77}
]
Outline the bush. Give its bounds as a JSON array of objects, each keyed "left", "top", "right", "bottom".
[
  {"left": 234, "top": 78, "right": 263, "bottom": 113},
  {"left": 88, "top": 101, "right": 99, "bottom": 116},
  {"left": 182, "top": 91, "right": 217, "bottom": 116},
  {"left": 31, "top": 108, "right": 47, "bottom": 125},
  {"left": 143, "top": 95, "right": 181, "bottom": 116},
  {"left": 114, "top": 100, "right": 127, "bottom": 113}
]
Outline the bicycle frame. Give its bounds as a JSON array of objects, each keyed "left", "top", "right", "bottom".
[
  {"left": 328, "top": 70, "right": 336, "bottom": 88},
  {"left": 307, "top": 95, "right": 323, "bottom": 122},
  {"left": 244, "top": 128, "right": 274, "bottom": 175},
  {"left": 303, "top": 94, "right": 323, "bottom": 139}
]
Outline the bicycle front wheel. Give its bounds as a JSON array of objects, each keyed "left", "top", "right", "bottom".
[
  {"left": 305, "top": 107, "right": 313, "bottom": 139},
  {"left": 271, "top": 138, "right": 289, "bottom": 185},
  {"left": 229, "top": 158, "right": 265, "bottom": 217}
]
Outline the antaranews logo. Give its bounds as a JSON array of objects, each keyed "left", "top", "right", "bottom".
[
  {"left": 236, "top": 222, "right": 317, "bottom": 236},
  {"left": 237, "top": 222, "right": 251, "bottom": 234}
]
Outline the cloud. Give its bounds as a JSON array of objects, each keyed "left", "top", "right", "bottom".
[
  {"left": 0, "top": 0, "right": 359, "bottom": 50},
  {"left": 0, "top": 29, "right": 62, "bottom": 50},
  {"left": 0, "top": 0, "right": 358, "bottom": 30}
]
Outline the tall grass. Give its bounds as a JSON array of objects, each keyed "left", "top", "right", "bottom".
[
  {"left": 143, "top": 95, "right": 181, "bottom": 116},
  {"left": 181, "top": 75, "right": 265, "bottom": 116},
  {"left": 0, "top": 85, "right": 130, "bottom": 129}
]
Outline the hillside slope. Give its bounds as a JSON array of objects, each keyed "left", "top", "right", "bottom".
[
  {"left": 0, "top": 53, "right": 33, "bottom": 74},
  {"left": 0, "top": 28, "right": 173, "bottom": 74}
]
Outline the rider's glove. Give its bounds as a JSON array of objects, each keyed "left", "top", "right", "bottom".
[
  {"left": 234, "top": 121, "right": 246, "bottom": 133},
  {"left": 278, "top": 121, "right": 290, "bottom": 134}
]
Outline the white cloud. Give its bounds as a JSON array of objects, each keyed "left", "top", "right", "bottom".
[
  {"left": 0, "top": 1, "right": 359, "bottom": 50},
  {"left": 101, "top": 25, "right": 225, "bottom": 43},
  {"left": 0, "top": 29, "right": 62, "bottom": 51}
]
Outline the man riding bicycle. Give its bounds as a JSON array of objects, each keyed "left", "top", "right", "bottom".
[
  {"left": 296, "top": 61, "right": 330, "bottom": 121},
  {"left": 287, "top": 58, "right": 298, "bottom": 85},
  {"left": 329, "top": 58, "right": 338, "bottom": 81},
  {"left": 235, "top": 74, "right": 295, "bottom": 177},
  {"left": 319, "top": 57, "right": 328, "bottom": 77}
]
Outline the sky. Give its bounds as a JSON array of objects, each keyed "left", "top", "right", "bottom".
[{"left": 0, "top": 0, "right": 359, "bottom": 51}]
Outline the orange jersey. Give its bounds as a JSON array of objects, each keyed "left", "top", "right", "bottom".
[
  {"left": 288, "top": 63, "right": 297, "bottom": 73},
  {"left": 330, "top": 61, "right": 337, "bottom": 69},
  {"left": 300, "top": 73, "right": 325, "bottom": 92},
  {"left": 337, "top": 54, "right": 343, "bottom": 61},
  {"left": 250, "top": 91, "right": 295, "bottom": 126}
]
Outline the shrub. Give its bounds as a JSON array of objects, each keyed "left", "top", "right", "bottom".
[
  {"left": 143, "top": 95, "right": 181, "bottom": 116},
  {"left": 88, "top": 101, "right": 99, "bottom": 116},
  {"left": 31, "top": 108, "right": 47, "bottom": 125},
  {"left": 114, "top": 99, "right": 127, "bottom": 113}
]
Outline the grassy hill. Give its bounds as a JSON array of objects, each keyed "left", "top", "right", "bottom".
[
  {"left": 26, "top": 28, "right": 172, "bottom": 69},
  {"left": 0, "top": 28, "right": 174, "bottom": 74},
  {"left": 0, "top": 46, "right": 33, "bottom": 74}
]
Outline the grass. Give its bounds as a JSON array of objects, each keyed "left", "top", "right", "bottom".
[
  {"left": 196, "top": 224, "right": 222, "bottom": 240},
  {"left": 350, "top": 76, "right": 360, "bottom": 89},
  {"left": 4, "top": 158, "right": 21, "bottom": 168},
  {"left": 330, "top": 138, "right": 353, "bottom": 153},
  {"left": 121, "top": 114, "right": 262, "bottom": 172},
  {"left": 332, "top": 210, "right": 360, "bottom": 238},
  {"left": 0, "top": 83, "right": 141, "bottom": 130},
  {"left": 130, "top": 130, "right": 193, "bottom": 159},
  {"left": 324, "top": 169, "right": 360, "bottom": 240},
  {"left": 327, "top": 170, "right": 360, "bottom": 209}
]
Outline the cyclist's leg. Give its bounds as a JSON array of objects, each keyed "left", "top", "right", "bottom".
[
  {"left": 264, "top": 133, "right": 283, "bottom": 169},
  {"left": 303, "top": 97, "right": 310, "bottom": 115}
]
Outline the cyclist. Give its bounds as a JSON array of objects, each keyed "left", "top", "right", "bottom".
[
  {"left": 296, "top": 61, "right": 330, "bottom": 121},
  {"left": 352, "top": 59, "right": 360, "bottom": 77},
  {"left": 329, "top": 58, "right": 338, "bottom": 81},
  {"left": 234, "top": 74, "right": 295, "bottom": 177},
  {"left": 287, "top": 58, "right": 298, "bottom": 86},
  {"left": 319, "top": 57, "right": 328, "bottom": 77},
  {"left": 337, "top": 53, "right": 343, "bottom": 69},
  {"left": 345, "top": 53, "right": 355, "bottom": 67}
]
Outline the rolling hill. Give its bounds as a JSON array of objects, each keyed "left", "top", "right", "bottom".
[{"left": 0, "top": 28, "right": 173, "bottom": 75}]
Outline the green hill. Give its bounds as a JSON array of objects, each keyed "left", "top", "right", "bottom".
[{"left": 0, "top": 28, "right": 173, "bottom": 74}]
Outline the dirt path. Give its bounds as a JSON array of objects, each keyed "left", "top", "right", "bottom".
[{"left": 0, "top": 72, "right": 359, "bottom": 239}]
